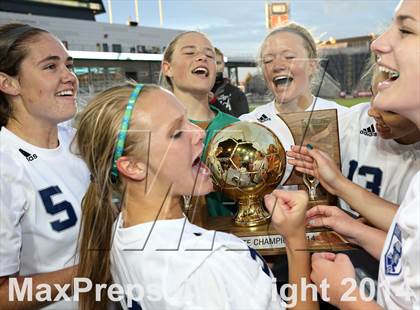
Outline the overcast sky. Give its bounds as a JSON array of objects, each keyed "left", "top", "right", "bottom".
[{"left": 96, "top": 0, "right": 399, "bottom": 57}]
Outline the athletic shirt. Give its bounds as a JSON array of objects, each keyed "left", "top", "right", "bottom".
[
  {"left": 111, "top": 215, "right": 284, "bottom": 310},
  {"left": 239, "top": 96, "right": 349, "bottom": 146},
  {"left": 240, "top": 96, "right": 349, "bottom": 125},
  {"left": 339, "top": 102, "right": 420, "bottom": 214},
  {"left": 0, "top": 126, "right": 89, "bottom": 309},
  {"left": 377, "top": 171, "right": 420, "bottom": 309}
]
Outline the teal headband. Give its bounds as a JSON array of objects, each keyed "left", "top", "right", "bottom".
[{"left": 110, "top": 84, "right": 144, "bottom": 182}]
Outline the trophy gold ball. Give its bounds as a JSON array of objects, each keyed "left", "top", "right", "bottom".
[{"left": 205, "top": 121, "right": 286, "bottom": 226}]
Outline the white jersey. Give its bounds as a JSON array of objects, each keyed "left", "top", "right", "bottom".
[
  {"left": 339, "top": 102, "right": 420, "bottom": 213},
  {"left": 377, "top": 171, "right": 420, "bottom": 309},
  {"left": 240, "top": 96, "right": 349, "bottom": 123},
  {"left": 0, "top": 126, "right": 89, "bottom": 309},
  {"left": 111, "top": 215, "right": 284, "bottom": 310},
  {"left": 240, "top": 97, "right": 348, "bottom": 185}
]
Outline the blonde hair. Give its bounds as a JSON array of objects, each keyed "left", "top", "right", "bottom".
[
  {"left": 75, "top": 83, "right": 159, "bottom": 310},
  {"left": 159, "top": 30, "right": 211, "bottom": 91},
  {"left": 258, "top": 22, "right": 320, "bottom": 93},
  {"left": 214, "top": 47, "right": 223, "bottom": 58},
  {"left": 258, "top": 22, "right": 317, "bottom": 68}
]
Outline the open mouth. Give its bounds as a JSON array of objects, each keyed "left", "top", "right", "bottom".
[
  {"left": 273, "top": 75, "right": 293, "bottom": 87},
  {"left": 192, "top": 67, "right": 209, "bottom": 77},
  {"left": 56, "top": 89, "right": 74, "bottom": 97},
  {"left": 192, "top": 155, "right": 201, "bottom": 167},
  {"left": 192, "top": 154, "right": 210, "bottom": 176},
  {"left": 379, "top": 66, "right": 400, "bottom": 82}
]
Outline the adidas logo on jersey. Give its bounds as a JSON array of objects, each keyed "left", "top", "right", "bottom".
[
  {"left": 360, "top": 124, "right": 377, "bottom": 137},
  {"left": 257, "top": 114, "right": 271, "bottom": 123},
  {"left": 19, "top": 148, "right": 38, "bottom": 161}
]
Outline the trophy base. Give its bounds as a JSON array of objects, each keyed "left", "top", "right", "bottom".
[
  {"left": 234, "top": 196, "right": 271, "bottom": 227},
  {"left": 204, "top": 216, "right": 356, "bottom": 256},
  {"left": 307, "top": 198, "right": 330, "bottom": 209}
]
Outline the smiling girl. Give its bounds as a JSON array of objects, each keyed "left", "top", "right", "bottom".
[
  {"left": 287, "top": 1, "right": 420, "bottom": 308},
  {"left": 240, "top": 23, "right": 348, "bottom": 131},
  {"left": 160, "top": 31, "right": 239, "bottom": 216},
  {"left": 161, "top": 31, "right": 238, "bottom": 147},
  {"left": 0, "top": 23, "right": 89, "bottom": 309},
  {"left": 369, "top": 1, "right": 420, "bottom": 307},
  {"left": 339, "top": 63, "right": 420, "bottom": 214}
]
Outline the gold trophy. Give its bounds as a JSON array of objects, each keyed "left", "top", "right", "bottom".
[
  {"left": 205, "top": 121, "right": 287, "bottom": 226},
  {"left": 199, "top": 110, "right": 353, "bottom": 255}
]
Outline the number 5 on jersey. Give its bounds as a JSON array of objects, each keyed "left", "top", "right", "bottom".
[{"left": 39, "top": 186, "right": 77, "bottom": 232}]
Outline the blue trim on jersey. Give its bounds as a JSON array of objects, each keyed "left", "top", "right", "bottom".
[
  {"left": 248, "top": 246, "right": 271, "bottom": 277},
  {"left": 384, "top": 223, "right": 402, "bottom": 276}
]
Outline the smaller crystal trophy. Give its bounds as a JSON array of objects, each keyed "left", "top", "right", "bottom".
[
  {"left": 183, "top": 195, "right": 192, "bottom": 211},
  {"left": 303, "top": 174, "right": 319, "bottom": 201}
]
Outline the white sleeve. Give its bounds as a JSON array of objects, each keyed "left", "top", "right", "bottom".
[
  {"left": 398, "top": 174, "right": 420, "bottom": 306},
  {"left": 377, "top": 173, "right": 420, "bottom": 309},
  {"left": 163, "top": 247, "right": 284, "bottom": 310},
  {"left": 0, "top": 153, "right": 29, "bottom": 277}
]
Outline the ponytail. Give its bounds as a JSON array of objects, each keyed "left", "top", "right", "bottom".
[
  {"left": 74, "top": 84, "right": 157, "bottom": 309},
  {"left": 78, "top": 180, "right": 119, "bottom": 310}
]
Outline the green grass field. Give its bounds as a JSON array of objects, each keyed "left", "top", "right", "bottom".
[{"left": 333, "top": 97, "right": 370, "bottom": 107}]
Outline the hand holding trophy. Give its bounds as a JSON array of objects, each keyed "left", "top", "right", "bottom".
[
  {"left": 203, "top": 110, "right": 353, "bottom": 255},
  {"left": 286, "top": 144, "right": 343, "bottom": 197}
]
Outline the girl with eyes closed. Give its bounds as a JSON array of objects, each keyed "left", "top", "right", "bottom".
[
  {"left": 240, "top": 23, "right": 348, "bottom": 132},
  {"left": 76, "top": 84, "right": 317, "bottom": 310},
  {"left": 160, "top": 31, "right": 239, "bottom": 217}
]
